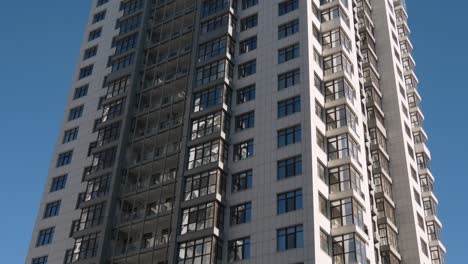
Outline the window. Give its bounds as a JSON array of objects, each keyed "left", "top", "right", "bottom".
[
  {"left": 36, "top": 227, "right": 54, "bottom": 247},
  {"left": 68, "top": 105, "right": 84, "bottom": 121},
  {"left": 316, "top": 101, "right": 324, "bottom": 121},
  {"left": 319, "top": 193, "right": 328, "bottom": 217},
  {"left": 332, "top": 234, "right": 367, "bottom": 264},
  {"left": 232, "top": 170, "right": 252, "bottom": 192},
  {"left": 324, "top": 78, "right": 355, "bottom": 102},
  {"left": 83, "top": 46, "right": 98, "bottom": 60},
  {"left": 191, "top": 111, "right": 226, "bottom": 140},
  {"left": 198, "top": 36, "right": 233, "bottom": 62},
  {"left": 327, "top": 134, "right": 360, "bottom": 161},
  {"left": 240, "top": 14, "right": 258, "bottom": 31},
  {"left": 230, "top": 202, "right": 251, "bottom": 225},
  {"left": 180, "top": 202, "right": 219, "bottom": 234},
  {"left": 326, "top": 105, "right": 357, "bottom": 132},
  {"left": 233, "top": 139, "right": 254, "bottom": 161},
  {"left": 278, "top": 68, "right": 300, "bottom": 90},
  {"left": 414, "top": 188, "right": 422, "bottom": 206},
  {"left": 279, "top": 0, "right": 299, "bottom": 16},
  {"left": 277, "top": 225, "right": 303, "bottom": 251},
  {"left": 423, "top": 197, "right": 438, "bottom": 217},
  {"left": 73, "top": 85, "right": 88, "bottom": 99},
  {"left": 316, "top": 129, "right": 326, "bottom": 151},
  {"left": 88, "top": 28, "right": 101, "bottom": 41},
  {"left": 193, "top": 84, "right": 230, "bottom": 113},
  {"left": 416, "top": 152, "right": 430, "bottom": 170},
  {"left": 76, "top": 192, "right": 86, "bottom": 209},
  {"left": 85, "top": 174, "right": 110, "bottom": 201},
  {"left": 196, "top": 59, "right": 233, "bottom": 85},
  {"left": 187, "top": 140, "right": 227, "bottom": 169},
  {"left": 201, "top": 0, "right": 230, "bottom": 17},
  {"left": 50, "top": 175, "right": 67, "bottom": 192},
  {"left": 318, "top": 160, "right": 327, "bottom": 183},
  {"left": 111, "top": 53, "right": 134, "bottom": 72},
  {"left": 65, "top": 233, "right": 99, "bottom": 262},
  {"left": 421, "top": 238, "right": 429, "bottom": 256},
  {"left": 235, "top": 111, "right": 255, "bottom": 131},
  {"left": 56, "top": 151, "right": 73, "bottom": 167},
  {"left": 63, "top": 127, "right": 79, "bottom": 143},
  {"left": 239, "top": 36, "right": 257, "bottom": 54},
  {"left": 228, "top": 237, "right": 250, "bottom": 262},
  {"left": 330, "top": 198, "right": 364, "bottom": 230},
  {"left": 178, "top": 237, "right": 222, "bottom": 264},
  {"left": 241, "top": 0, "right": 257, "bottom": 9},
  {"left": 92, "top": 10, "right": 106, "bottom": 23},
  {"left": 278, "top": 125, "right": 301, "bottom": 147},
  {"left": 96, "top": 0, "right": 108, "bottom": 7},
  {"left": 277, "top": 156, "right": 302, "bottom": 179},
  {"left": 237, "top": 84, "right": 255, "bottom": 104},
  {"left": 78, "top": 65, "right": 94, "bottom": 79},
  {"left": 426, "top": 221, "right": 442, "bottom": 241},
  {"left": 183, "top": 169, "right": 221, "bottom": 201},
  {"left": 323, "top": 52, "right": 353, "bottom": 75},
  {"left": 116, "top": 13, "right": 142, "bottom": 34},
  {"left": 277, "top": 189, "right": 302, "bottom": 214},
  {"left": 322, "top": 6, "right": 349, "bottom": 25},
  {"left": 278, "top": 43, "right": 300, "bottom": 64},
  {"left": 238, "top": 60, "right": 256, "bottom": 78},
  {"left": 430, "top": 247, "right": 446, "bottom": 264},
  {"left": 78, "top": 203, "right": 106, "bottom": 231},
  {"left": 113, "top": 33, "right": 138, "bottom": 55},
  {"left": 322, "top": 28, "right": 351, "bottom": 51},
  {"left": 278, "top": 19, "right": 299, "bottom": 39},
  {"left": 32, "top": 256, "right": 48, "bottom": 264},
  {"left": 320, "top": 230, "right": 330, "bottom": 255},
  {"left": 201, "top": 14, "right": 231, "bottom": 34},
  {"left": 329, "top": 164, "right": 362, "bottom": 194},
  {"left": 44, "top": 200, "right": 61, "bottom": 218},
  {"left": 278, "top": 96, "right": 300, "bottom": 117}
]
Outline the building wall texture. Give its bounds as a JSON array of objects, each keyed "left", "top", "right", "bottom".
[{"left": 26, "top": 0, "right": 445, "bottom": 264}]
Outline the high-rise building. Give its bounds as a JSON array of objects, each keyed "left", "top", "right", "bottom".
[{"left": 26, "top": 0, "right": 445, "bottom": 263}]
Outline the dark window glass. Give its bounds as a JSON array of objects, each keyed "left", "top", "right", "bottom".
[
  {"left": 237, "top": 84, "right": 255, "bottom": 104},
  {"left": 36, "top": 228, "right": 55, "bottom": 247},
  {"left": 278, "top": 19, "right": 299, "bottom": 39},
  {"left": 50, "top": 175, "right": 67, "bottom": 192},
  {"left": 44, "top": 200, "right": 61, "bottom": 218},
  {"left": 92, "top": 10, "right": 106, "bottom": 23},
  {"left": 278, "top": 125, "right": 301, "bottom": 147},
  {"left": 278, "top": 96, "right": 301, "bottom": 118},
  {"left": 32, "top": 256, "right": 48, "bottom": 264},
  {"left": 228, "top": 237, "right": 251, "bottom": 261},
  {"left": 233, "top": 139, "right": 254, "bottom": 161},
  {"left": 277, "top": 156, "right": 302, "bottom": 179},
  {"left": 57, "top": 151, "right": 73, "bottom": 167},
  {"left": 278, "top": 68, "right": 300, "bottom": 90},
  {"left": 278, "top": 43, "right": 300, "bottom": 63},
  {"left": 277, "top": 189, "right": 302, "bottom": 214},
  {"left": 73, "top": 85, "right": 88, "bottom": 99},
  {"left": 88, "top": 28, "right": 101, "bottom": 41},
  {"left": 235, "top": 111, "right": 255, "bottom": 131},
  {"left": 238, "top": 60, "right": 256, "bottom": 78},
  {"left": 277, "top": 225, "right": 303, "bottom": 251},
  {"left": 232, "top": 170, "right": 252, "bottom": 192},
  {"left": 63, "top": 127, "right": 79, "bottom": 143},
  {"left": 78, "top": 65, "right": 94, "bottom": 79},
  {"left": 230, "top": 202, "right": 251, "bottom": 225},
  {"left": 241, "top": 0, "right": 257, "bottom": 9},
  {"left": 240, "top": 14, "right": 258, "bottom": 31},
  {"left": 239, "top": 36, "right": 257, "bottom": 54},
  {"left": 279, "top": 0, "right": 299, "bottom": 16}
]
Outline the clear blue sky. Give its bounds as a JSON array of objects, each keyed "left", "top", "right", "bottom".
[{"left": 0, "top": 0, "right": 464, "bottom": 263}]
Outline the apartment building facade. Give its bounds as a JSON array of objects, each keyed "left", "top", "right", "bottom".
[{"left": 26, "top": 0, "right": 445, "bottom": 264}]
